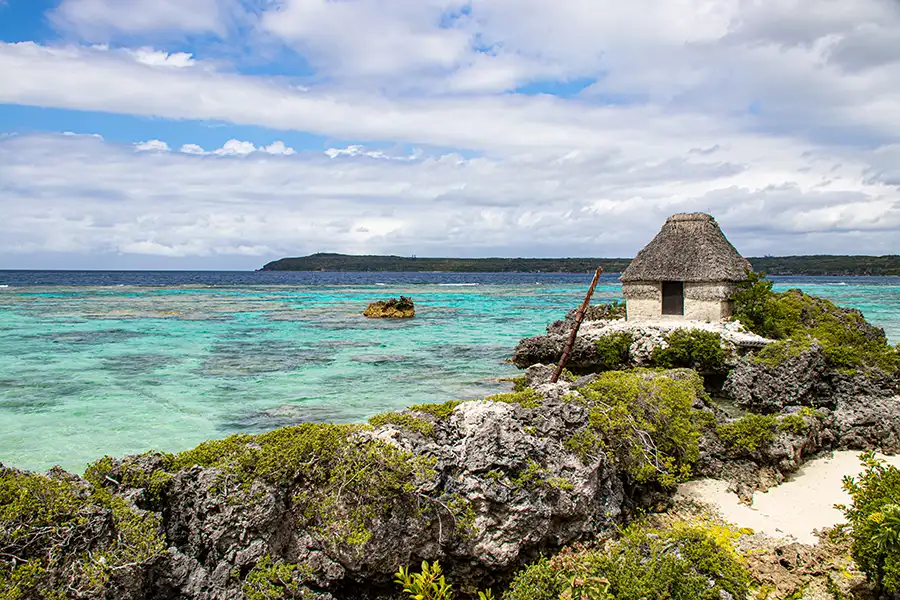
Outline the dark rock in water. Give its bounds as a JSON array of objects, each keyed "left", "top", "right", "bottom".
[{"left": 363, "top": 296, "right": 415, "bottom": 319}]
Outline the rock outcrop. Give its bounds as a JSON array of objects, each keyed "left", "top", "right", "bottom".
[
  {"left": 363, "top": 296, "right": 415, "bottom": 319},
  {"left": 514, "top": 317, "right": 770, "bottom": 373}
]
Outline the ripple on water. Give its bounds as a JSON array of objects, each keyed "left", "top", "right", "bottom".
[
  {"left": 220, "top": 403, "right": 352, "bottom": 432},
  {"left": 200, "top": 340, "right": 337, "bottom": 377},
  {"left": 100, "top": 354, "right": 182, "bottom": 376}
]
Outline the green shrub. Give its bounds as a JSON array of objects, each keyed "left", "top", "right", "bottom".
[
  {"left": 839, "top": 452, "right": 900, "bottom": 592},
  {"left": 161, "top": 423, "right": 437, "bottom": 546},
  {"left": 572, "top": 370, "right": 706, "bottom": 486},
  {"left": 395, "top": 561, "right": 453, "bottom": 600},
  {"left": 584, "top": 301, "right": 626, "bottom": 321},
  {"left": 594, "top": 332, "right": 634, "bottom": 370},
  {"left": 749, "top": 338, "right": 812, "bottom": 366},
  {"left": 485, "top": 389, "right": 543, "bottom": 409},
  {"left": 242, "top": 556, "right": 313, "bottom": 600},
  {"left": 0, "top": 467, "right": 165, "bottom": 598},
  {"left": 369, "top": 412, "right": 435, "bottom": 436},
  {"left": 734, "top": 272, "right": 900, "bottom": 374},
  {"left": 652, "top": 329, "right": 727, "bottom": 372},
  {"left": 503, "top": 522, "right": 750, "bottom": 600},
  {"left": 716, "top": 414, "right": 777, "bottom": 453},
  {"left": 409, "top": 400, "right": 462, "bottom": 420},
  {"left": 394, "top": 562, "right": 496, "bottom": 600},
  {"left": 732, "top": 270, "right": 787, "bottom": 339}
]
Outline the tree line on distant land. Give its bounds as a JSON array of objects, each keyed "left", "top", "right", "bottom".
[{"left": 260, "top": 253, "right": 900, "bottom": 276}]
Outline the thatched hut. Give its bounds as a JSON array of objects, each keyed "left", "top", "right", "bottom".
[{"left": 620, "top": 213, "right": 751, "bottom": 322}]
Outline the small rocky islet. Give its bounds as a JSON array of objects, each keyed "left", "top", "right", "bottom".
[{"left": 3, "top": 215, "right": 900, "bottom": 599}]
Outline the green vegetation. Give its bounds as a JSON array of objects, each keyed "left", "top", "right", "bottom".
[
  {"left": 733, "top": 272, "right": 900, "bottom": 374},
  {"left": 395, "top": 561, "right": 496, "bottom": 600},
  {"left": 716, "top": 414, "right": 777, "bottom": 453},
  {"left": 748, "top": 338, "right": 813, "bottom": 366},
  {"left": 261, "top": 253, "right": 900, "bottom": 275},
  {"left": 584, "top": 301, "right": 627, "bottom": 321},
  {"left": 0, "top": 467, "right": 165, "bottom": 599},
  {"left": 594, "top": 332, "right": 634, "bottom": 369},
  {"left": 503, "top": 522, "right": 751, "bottom": 600},
  {"left": 84, "top": 454, "right": 174, "bottom": 505},
  {"left": 242, "top": 556, "right": 313, "bottom": 600},
  {"left": 485, "top": 388, "right": 543, "bottom": 409},
  {"left": 569, "top": 370, "right": 707, "bottom": 486},
  {"left": 369, "top": 411, "right": 435, "bottom": 436},
  {"left": 262, "top": 254, "right": 630, "bottom": 273},
  {"left": 839, "top": 452, "right": 900, "bottom": 593},
  {"left": 409, "top": 400, "right": 462, "bottom": 420},
  {"left": 652, "top": 330, "right": 727, "bottom": 372},
  {"left": 86, "top": 423, "right": 439, "bottom": 549}
]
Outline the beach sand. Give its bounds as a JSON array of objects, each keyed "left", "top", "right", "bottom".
[{"left": 678, "top": 450, "right": 900, "bottom": 544}]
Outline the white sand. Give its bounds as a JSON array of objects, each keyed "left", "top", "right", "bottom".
[{"left": 678, "top": 451, "right": 900, "bottom": 544}]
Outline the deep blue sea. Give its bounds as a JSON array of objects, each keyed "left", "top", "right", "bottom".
[{"left": 1, "top": 271, "right": 897, "bottom": 473}]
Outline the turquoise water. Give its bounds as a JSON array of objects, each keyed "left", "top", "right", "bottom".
[{"left": 0, "top": 276, "right": 897, "bottom": 473}]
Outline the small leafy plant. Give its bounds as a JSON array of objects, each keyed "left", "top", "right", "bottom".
[
  {"left": 395, "top": 562, "right": 495, "bottom": 600},
  {"left": 838, "top": 452, "right": 900, "bottom": 593},
  {"left": 396, "top": 561, "right": 453, "bottom": 600}
]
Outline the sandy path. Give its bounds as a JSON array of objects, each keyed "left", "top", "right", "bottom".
[{"left": 678, "top": 451, "right": 900, "bottom": 544}]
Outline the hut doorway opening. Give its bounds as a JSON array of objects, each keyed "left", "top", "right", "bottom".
[{"left": 662, "top": 281, "right": 684, "bottom": 316}]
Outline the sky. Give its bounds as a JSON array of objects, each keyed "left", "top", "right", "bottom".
[{"left": 1, "top": 0, "right": 899, "bottom": 269}]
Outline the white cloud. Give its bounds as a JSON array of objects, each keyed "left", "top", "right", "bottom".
[
  {"left": 49, "top": 0, "right": 241, "bottom": 41},
  {"left": 324, "top": 145, "right": 415, "bottom": 160},
  {"left": 1, "top": 133, "right": 898, "bottom": 269},
  {"left": 3, "top": 1, "right": 900, "bottom": 264},
  {"left": 127, "top": 48, "right": 195, "bottom": 68},
  {"left": 180, "top": 143, "right": 206, "bottom": 154},
  {"left": 135, "top": 139, "right": 170, "bottom": 151},
  {"left": 262, "top": 141, "right": 296, "bottom": 156},
  {"left": 213, "top": 139, "right": 256, "bottom": 155}
]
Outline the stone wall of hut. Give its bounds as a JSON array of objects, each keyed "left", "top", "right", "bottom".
[{"left": 622, "top": 281, "right": 737, "bottom": 322}]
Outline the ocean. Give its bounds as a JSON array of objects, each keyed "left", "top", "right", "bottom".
[{"left": 1, "top": 271, "right": 898, "bottom": 473}]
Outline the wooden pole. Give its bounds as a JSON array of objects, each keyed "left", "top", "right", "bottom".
[{"left": 551, "top": 266, "right": 604, "bottom": 383}]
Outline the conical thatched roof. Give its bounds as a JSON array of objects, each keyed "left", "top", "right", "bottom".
[{"left": 621, "top": 213, "right": 751, "bottom": 282}]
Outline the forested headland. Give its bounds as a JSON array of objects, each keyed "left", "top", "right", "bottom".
[{"left": 260, "top": 253, "right": 900, "bottom": 276}]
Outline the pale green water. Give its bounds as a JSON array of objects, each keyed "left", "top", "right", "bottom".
[{"left": 0, "top": 278, "right": 897, "bottom": 473}]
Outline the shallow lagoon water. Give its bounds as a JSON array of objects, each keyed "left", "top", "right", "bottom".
[{"left": 0, "top": 272, "right": 897, "bottom": 473}]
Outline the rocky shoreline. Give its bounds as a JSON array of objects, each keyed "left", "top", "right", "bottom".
[{"left": 2, "top": 284, "right": 900, "bottom": 599}]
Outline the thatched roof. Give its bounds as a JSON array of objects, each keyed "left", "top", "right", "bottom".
[{"left": 621, "top": 213, "right": 751, "bottom": 283}]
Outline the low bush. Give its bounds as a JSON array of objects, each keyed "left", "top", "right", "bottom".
[
  {"left": 594, "top": 332, "right": 634, "bottom": 370},
  {"left": 485, "top": 388, "right": 543, "bottom": 409},
  {"left": 409, "top": 400, "right": 462, "bottom": 420},
  {"left": 583, "top": 301, "right": 626, "bottom": 321},
  {"left": 839, "top": 452, "right": 900, "bottom": 593},
  {"left": 569, "top": 370, "right": 707, "bottom": 486},
  {"left": 734, "top": 271, "right": 900, "bottom": 374},
  {"left": 369, "top": 412, "right": 435, "bottom": 436},
  {"left": 652, "top": 329, "right": 727, "bottom": 372},
  {"left": 93, "top": 423, "right": 440, "bottom": 548},
  {"left": 395, "top": 561, "right": 495, "bottom": 600},
  {"left": 503, "top": 522, "right": 750, "bottom": 600},
  {"left": 0, "top": 467, "right": 165, "bottom": 598},
  {"left": 716, "top": 414, "right": 777, "bottom": 453}
]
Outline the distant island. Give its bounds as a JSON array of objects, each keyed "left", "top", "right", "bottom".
[{"left": 260, "top": 253, "right": 900, "bottom": 276}]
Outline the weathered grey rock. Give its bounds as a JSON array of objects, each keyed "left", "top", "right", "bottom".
[
  {"left": 833, "top": 395, "right": 900, "bottom": 453},
  {"left": 724, "top": 343, "right": 899, "bottom": 413},
  {"left": 723, "top": 344, "right": 831, "bottom": 412}
]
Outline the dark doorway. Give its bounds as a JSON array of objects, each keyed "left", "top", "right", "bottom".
[{"left": 662, "top": 281, "right": 684, "bottom": 316}]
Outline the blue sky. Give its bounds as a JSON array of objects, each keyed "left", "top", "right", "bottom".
[{"left": 1, "top": 0, "right": 899, "bottom": 269}]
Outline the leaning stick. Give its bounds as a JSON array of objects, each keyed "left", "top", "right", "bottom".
[{"left": 551, "top": 266, "right": 604, "bottom": 383}]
